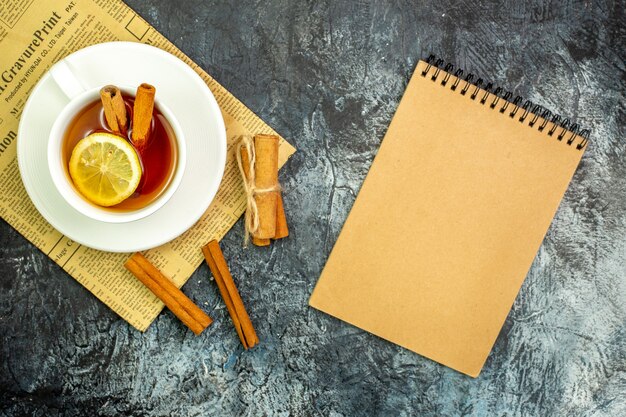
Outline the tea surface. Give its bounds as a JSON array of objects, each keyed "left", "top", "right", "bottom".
[{"left": 62, "top": 95, "right": 178, "bottom": 211}]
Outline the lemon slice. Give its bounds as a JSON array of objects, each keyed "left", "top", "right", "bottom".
[{"left": 69, "top": 132, "right": 142, "bottom": 207}]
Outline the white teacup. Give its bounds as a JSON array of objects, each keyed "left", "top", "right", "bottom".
[{"left": 47, "top": 61, "right": 186, "bottom": 223}]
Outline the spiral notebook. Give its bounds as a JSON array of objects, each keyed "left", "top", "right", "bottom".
[{"left": 309, "top": 56, "right": 589, "bottom": 377}]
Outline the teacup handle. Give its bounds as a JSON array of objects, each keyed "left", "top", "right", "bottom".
[{"left": 49, "top": 59, "right": 88, "bottom": 99}]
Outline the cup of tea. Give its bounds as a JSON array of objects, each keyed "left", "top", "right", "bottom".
[{"left": 47, "top": 61, "right": 186, "bottom": 223}]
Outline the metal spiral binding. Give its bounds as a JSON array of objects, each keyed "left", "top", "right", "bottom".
[{"left": 420, "top": 55, "right": 590, "bottom": 150}]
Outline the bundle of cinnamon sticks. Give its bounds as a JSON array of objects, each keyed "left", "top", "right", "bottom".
[{"left": 238, "top": 134, "right": 289, "bottom": 246}]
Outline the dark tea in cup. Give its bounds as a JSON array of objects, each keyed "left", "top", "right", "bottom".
[{"left": 61, "top": 92, "right": 178, "bottom": 211}]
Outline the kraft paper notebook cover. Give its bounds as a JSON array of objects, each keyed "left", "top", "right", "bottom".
[{"left": 309, "top": 56, "right": 589, "bottom": 377}]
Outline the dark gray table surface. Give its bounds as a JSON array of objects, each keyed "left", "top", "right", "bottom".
[{"left": 1, "top": 1, "right": 624, "bottom": 416}]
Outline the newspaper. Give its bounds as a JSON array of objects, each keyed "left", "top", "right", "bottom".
[{"left": 0, "top": 0, "right": 295, "bottom": 331}]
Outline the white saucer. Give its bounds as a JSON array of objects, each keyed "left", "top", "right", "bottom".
[{"left": 17, "top": 42, "right": 226, "bottom": 252}]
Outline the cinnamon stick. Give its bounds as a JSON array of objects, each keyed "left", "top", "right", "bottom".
[
  {"left": 202, "top": 240, "right": 259, "bottom": 349},
  {"left": 240, "top": 146, "right": 270, "bottom": 246},
  {"left": 253, "top": 134, "right": 279, "bottom": 240},
  {"left": 274, "top": 193, "right": 289, "bottom": 239},
  {"left": 100, "top": 85, "right": 127, "bottom": 135},
  {"left": 131, "top": 83, "right": 156, "bottom": 151},
  {"left": 124, "top": 252, "right": 212, "bottom": 335}
]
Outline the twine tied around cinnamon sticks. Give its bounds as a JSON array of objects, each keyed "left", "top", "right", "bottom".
[{"left": 236, "top": 135, "right": 287, "bottom": 246}]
